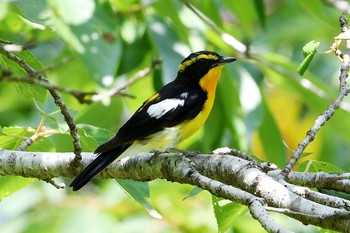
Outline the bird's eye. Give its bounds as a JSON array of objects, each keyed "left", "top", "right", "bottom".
[{"left": 197, "top": 58, "right": 207, "bottom": 66}]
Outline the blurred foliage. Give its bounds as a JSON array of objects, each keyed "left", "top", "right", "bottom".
[{"left": 0, "top": 0, "right": 348, "bottom": 232}]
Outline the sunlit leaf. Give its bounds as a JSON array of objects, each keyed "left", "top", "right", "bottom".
[
  {"left": 0, "top": 126, "right": 30, "bottom": 149},
  {"left": 183, "top": 187, "right": 203, "bottom": 200},
  {"left": 298, "top": 160, "right": 344, "bottom": 173},
  {"left": 78, "top": 128, "right": 98, "bottom": 152},
  {"left": 47, "top": 109, "right": 77, "bottom": 133},
  {"left": 16, "top": 0, "right": 49, "bottom": 26},
  {"left": 298, "top": 40, "right": 320, "bottom": 75},
  {"left": 77, "top": 124, "right": 111, "bottom": 146},
  {"left": 0, "top": 176, "right": 34, "bottom": 201},
  {"left": 0, "top": 51, "right": 47, "bottom": 103},
  {"left": 146, "top": 16, "right": 186, "bottom": 84},
  {"left": 27, "top": 137, "right": 55, "bottom": 152},
  {"left": 222, "top": 0, "right": 258, "bottom": 37},
  {"left": 44, "top": 0, "right": 122, "bottom": 83},
  {"left": 0, "top": 2, "right": 8, "bottom": 20},
  {"left": 212, "top": 196, "right": 247, "bottom": 233},
  {"left": 302, "top": 40, "right": 320, "bottom": 57},
  {"left": 115, "top": 179, "right": 162, "bottom": 219}
]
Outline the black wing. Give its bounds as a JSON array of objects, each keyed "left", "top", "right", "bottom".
[{"left": 95, "top": 81, "right": 207, "bottom": 153}]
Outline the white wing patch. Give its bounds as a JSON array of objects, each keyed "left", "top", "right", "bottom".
[{"left": 147, "top": 99, "right": 185, "bottom": 119}]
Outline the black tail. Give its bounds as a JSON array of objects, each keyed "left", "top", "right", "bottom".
[{"left": 70, "top": 145, "right": 129, "bottom": 191}]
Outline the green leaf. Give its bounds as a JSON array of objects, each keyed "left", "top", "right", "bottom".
[
  {"left": 0, "top": 176, "right": 34, "bottom": 201},
  {"left": 254, "top": 0, "right": 266, "bottom": 29},
  {"left": 295, "top": 0, "right": 325, "bottom": 19},
  {"left": 146, "top": 16, "right": 186, "bottom": 84},
  {"left": 183, "top": 187, "right": 203, "bottom": 200},
  {"left": 118, "top": 20, "right": 151, "bottom": 75},
  {"left": 298, "top": 40, "right": 320, "bottom": 75},
  {"left": 318, "top": 189, "right": 350, "bottom": 200},
  {"left": 152, "top": 63, "right": 164, "bottom": 91},
  {"left": 302, "top": 40, "right": 320, "bottom": 57},
  {"left": 0, "top": 50, "right": 47, "bottom": 103},
  {"left": 33, "top": 101, "right": 70, "bottom": 133},
  {"left": 0, "top": 2, "right": 8, "bottom": 21},
  {"left": 212, "top": 196, "right": 247, "bottom": 233},
  {"left": 77, "top": 124, "right": 111, "bottom": 146},
  {"left": 115, "top": 179, "right": 162, "bottom": 219},
  {"left": 78, "top": 128, "right": 98, "bottom": 152},
  {"left": 45, "top": 0, "right": 122, "bottom": 83},
  {"left": 297, "top": 160, "right": 344, "bottom": 173},
  {"left": 151, "top": 0, "right": 190, "bottom": 45},
  {"left": 49, "top": 0, "right": 95, "bottom": 25},
  {"left": 48, "top": 109, "right": 77, "bottom": 133},
  {"left": 16, "top": 0, "right": 48, "bottom": 27},
  {"left": 0, "top": 126, "right": 30, "bottom": 149},
  {"left": 27, "top": 137, "right": 55, "bottom": 152},
  {"left": 190, "top": 0, "right": 223, "bottom": 27},
  {"left": 257, "top": 102, "right": 287, "bottom": 167},
  {"left": 299, "top": 151, "right": 313, "bottom": 159},
  {"left": 222, "top": 0, "right": 259, "bottom": 37},
  {"left": 298, "top": 53, "right": 314, "bottom": 75},
  {"left": 14, "top": 82, "right": 47, "bottom": 104}
]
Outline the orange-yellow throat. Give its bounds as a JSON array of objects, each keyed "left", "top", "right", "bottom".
[{"left": 179, "top": 65, "right": 223, "bottom": 140}]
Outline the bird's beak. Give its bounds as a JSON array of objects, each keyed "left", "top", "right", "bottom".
[{"left": 219, "top": 56, "right": 236, "bottom": 64}]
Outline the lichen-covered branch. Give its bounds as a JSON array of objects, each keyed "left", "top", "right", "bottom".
[{"left": 1, "top": 148, "right": 350, "bottom": 232}]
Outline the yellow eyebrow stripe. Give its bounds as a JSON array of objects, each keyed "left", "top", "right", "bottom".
[{"left": 178, "top": 54, "right": 219, "bottom": 72}]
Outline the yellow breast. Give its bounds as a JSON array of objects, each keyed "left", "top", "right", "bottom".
[{"left": 178, "top": 65, "right": 223, "bottom": 141}]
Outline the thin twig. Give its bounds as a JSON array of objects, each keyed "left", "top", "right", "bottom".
[
  {"left": 281, "top": 179, "right": 350, "bottom": 210},
  {"left": 280, "top": 15, "right": 350, "bottom": 178},
  {"left": 36, "top": 56, "right": 74, "bottom": 74},
  {"left": 1, "top": 59, "right": 161, "bottom": 104},
  {"left": 0, "top": 42, "right": 82, "bottom": 166},
  {"left": 0, "top": 73, "right": 97, "bottom": 103},
  {"left": 91, "top": 59, "right": 162, "bottom": 102},
  {"left": 44, "top": 178, "right": 65, "bottom": 189},
  {"left": 16, "top": 138, "right": 34, "bottom": 151},
  {"left": 182, "top": 0, "right": 247, "bottom": 54},
  {"left": 16, "top": 117, "right": 46, "bottom": 151},
  {"left": 250, "top": 202, "right": 293, "bottom": 233}
]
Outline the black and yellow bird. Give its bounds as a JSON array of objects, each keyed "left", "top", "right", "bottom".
[{"left": 70, "top": 51, "right": 236, "bottom": 191}]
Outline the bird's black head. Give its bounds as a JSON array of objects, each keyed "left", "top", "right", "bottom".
[{"left": 176, "top": 51, "right": 235, "bottom": 85}]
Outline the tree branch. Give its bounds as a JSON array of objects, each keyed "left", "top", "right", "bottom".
[
  {"left": 1, "top": 148, "right": 350, "bottom": 232},
  {"left": 0, "top": 58, "right": 161, "bottom": 104},
  {"left": 281, "top": 15, "right": 350, "bottom": 178},
  {"left": 287, "top": 171, "right": 350, "bottom": 193},
  {"left": 0, "top": 42, "right": 82, "bottom": 167},
  {"left": 0, "top": 72, "right": 97, "bottom": 104},
  {"left": 90, "top": 59, "right": 162, "bottom": 103},
  {"left": 0, "top": 41, "right": 161, "bottom": 173}
]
